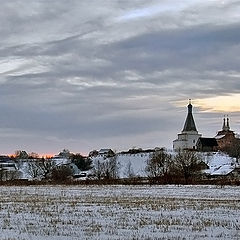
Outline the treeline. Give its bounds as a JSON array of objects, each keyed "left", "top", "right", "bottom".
[
  {"left": 1, "top": 148, "right": 239, "bottom": 185},
  {"left": 85, "top": 149, "right": 239, "bottom": 185},
  {"left": 0, "top": 149, "right": 92, "bottom": 182},
  {"left": 146, "top": 149, "right": 206, "bottom": 184},
  {"left": 89, "top": 149, "right": 207, "bottom": 184}
]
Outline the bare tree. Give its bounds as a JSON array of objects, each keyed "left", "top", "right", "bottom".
[
  {"left": 26, "top": 159, "right": 56, "bottom": 180},
  {"left": 124, "top": 161, "right": 135, "bottom": 178},
  {"left": 5, "top": 170, "right": 19, "bottom": 181},
  {"left": 92, "top": 160, "right": 102, "bottom": 180},
  {"left": 0, "top": 168, "right": 19, "bottom": 181},
  {"left": 105, "top": 155, "right": 119, "bottom": 179},
  {"left": 28, "top": 152, "right": 39, "bottom": 159},
  {"left": 92, "top": 155, "right": 119, "bottom": 180},
  {"left": 39, "top": 159, "right": 56, "bottom": 179},
  {"left": 223, "top": 139, "right": 240, "bottom": 164},
  {"left": 146, "top": 150, "right": 172, "bottom": 182},
  {"left": 173, "top": 149, "right": 202, "bottom": 184},
  {"left": 51, "top": 166, "right": 73, "bottom": 182},
  {"left": 71, "top": 153, "right": 92, "bottom": 171},
  {"left": 15, "top": 150, "right": 28, "bottom": 159},
  {"left": 26, "top": 161, "right": 44, "bottom": 179}
]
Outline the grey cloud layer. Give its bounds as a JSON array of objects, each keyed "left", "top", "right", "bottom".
[{"left": 0, "top": 0, "right": 240, "bottom": 153}]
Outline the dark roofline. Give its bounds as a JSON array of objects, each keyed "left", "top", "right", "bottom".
[{"left": 197, "top": 137, "right": 218, "bottom": 146}]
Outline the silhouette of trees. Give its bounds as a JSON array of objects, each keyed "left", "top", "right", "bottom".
[
  {"left": 173, "top": 149, "right": 202, "bottom": 184},
  {"left": 223, "top": 139, "right": 240, "bottom": 164},
  {"left": 51, "top": 166, "right": 73, "bottom": 182},
  {"left": 146, "top": 149, "right": 172, "bottom": 182},
  {"left": 15, "top": 150, "right": 28, "bottom": 159},
  {"left": 71, "top": 153, "right": 92, "bottom": 171},
  {"left": 93, "top": 155, "right": 119, "bottom": 180},
  {"left": 26, "top": 159, "right": 56, "bottom": 180},
  {"left": 146, "top": 149, "right": 203, "bottom": 184}
]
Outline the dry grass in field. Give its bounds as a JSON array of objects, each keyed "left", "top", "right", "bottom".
[{"left": 0, "top": 185, "right": 239, "bottom": 240}]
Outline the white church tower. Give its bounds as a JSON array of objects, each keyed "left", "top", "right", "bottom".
[{"left": 173, "top": 100, "right": 201, "bottom": 150}]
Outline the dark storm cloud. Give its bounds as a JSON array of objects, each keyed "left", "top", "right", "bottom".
[
  {"left": 0, "top": 0, "right": 240, "bottom": 154},
  {"left": 105, "top": 23, "right": 240, "bottom": 75}
]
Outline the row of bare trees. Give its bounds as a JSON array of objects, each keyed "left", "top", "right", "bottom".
[
  {"left": 26, "top": 159, "right": 56, "bottom": 180},
  {"left": 25, "top": 154, "right": 92, "bottom": 181},
  {"left": 88, "top": 149, "right": 204, "bottom": 184},
  {"left": 92, "top": 156, "right": 119, "bottom": 180},
  {"left": 146, "top": 149, "right": 204, "bottom": 184}
]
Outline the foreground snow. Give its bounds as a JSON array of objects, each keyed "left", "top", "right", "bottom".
[{"left": 0, "top": 185, "right": 239, "bottom": 240}]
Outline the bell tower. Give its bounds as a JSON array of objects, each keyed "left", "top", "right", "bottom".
[{"left": 173, "top": 100, "right": 202, "bottom": 150}]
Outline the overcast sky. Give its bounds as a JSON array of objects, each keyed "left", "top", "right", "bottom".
[{"left": 1, "top": 0, "right": 240, "bottom": 155}]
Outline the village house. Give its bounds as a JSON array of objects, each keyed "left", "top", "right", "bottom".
[
  {"left": 98, "top": 149, "right": 115, "bottom": 157},
  {"left": 0, "top": 155, "right": 18, "bottom": 181}
]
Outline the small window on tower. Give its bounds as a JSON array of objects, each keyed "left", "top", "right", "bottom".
[{"left": 193, "top": 140, "right": 195, "bottom": 143}]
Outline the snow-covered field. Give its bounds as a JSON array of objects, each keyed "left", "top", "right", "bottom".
[{"left": 0, "top": 185, "right": 239, "bottom": 240}]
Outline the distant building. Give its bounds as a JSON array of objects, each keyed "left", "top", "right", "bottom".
[
  {"left": 120, "top": 147, "right": 161, "bottom": 155},
  {"left": 215, "top": 116, "right": 236, "bottom": 150},
  {"left": 196, "top": 137, "right": 218, "bottom": 152},
  {"left": 0, "top": 155, "right": 11, "bottom": 162},
  {"left": 98, "top": 149, "right": 115, "bottom": 157},
  {"left": 0, "top": 156, "right": 18, "bottom": 181},
  {"left": 89, "top": 150, "right": 99, "bottom": 157},
  {"left": 173, "top": 100, "right": 202, "bottom": 150},
  {"left": 51, "top": 155, "right": 71, "bottom": 165}
]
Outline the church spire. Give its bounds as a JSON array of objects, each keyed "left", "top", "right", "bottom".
[
  {"left": 182, "top": 100, "right": 197, "bottom": 132},
  {"left": 226, "top": 115, "right": 230, "bottom": 131},
  {"left": 222, "top": 115, "right": 230, "bottom": 131},
  {"left": 222, "top": 115, "right": 226, "bottom": 130}
]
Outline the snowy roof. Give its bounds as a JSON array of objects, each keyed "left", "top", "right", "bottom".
[
  {"left": 210, "top": 165, "right": 235, "bottom": 176},
  {"left": 215, "top": 134, "right": 225, "bottom": 139},
  {"left": 208, "top": 152, "right": 235, "bottom": 167},
  {"left": 202, "top": 152, "right": 237, "bottom": 176},
  {"left": 51, "top": 156, "right": 70, "bottom": 165}
]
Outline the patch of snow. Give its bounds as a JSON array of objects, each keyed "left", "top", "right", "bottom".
[
  {"left": 91, "top": 152, "right": 152, "bottom": 178},
  {"left": 202, "top": 152, "right": 237, "bottom": 176},
  {"left": 215, "top": 134, "right": 225, "bottom": 139},
  {"left": 18, "top": 162, "right": 33, "bottom": 180},
  {"left": 51, "top": 157, "right": 70, "bottom": 166},
  {"left": 211, "top": 165, "right": 235, "bottom": 176},
  {"left": 117, "top": 153, "right": 151, "bottom": 178}
]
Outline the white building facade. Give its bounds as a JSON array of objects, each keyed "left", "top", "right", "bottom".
[{"left": 173, "top": 101, "right": 201, "bottom": 150}]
